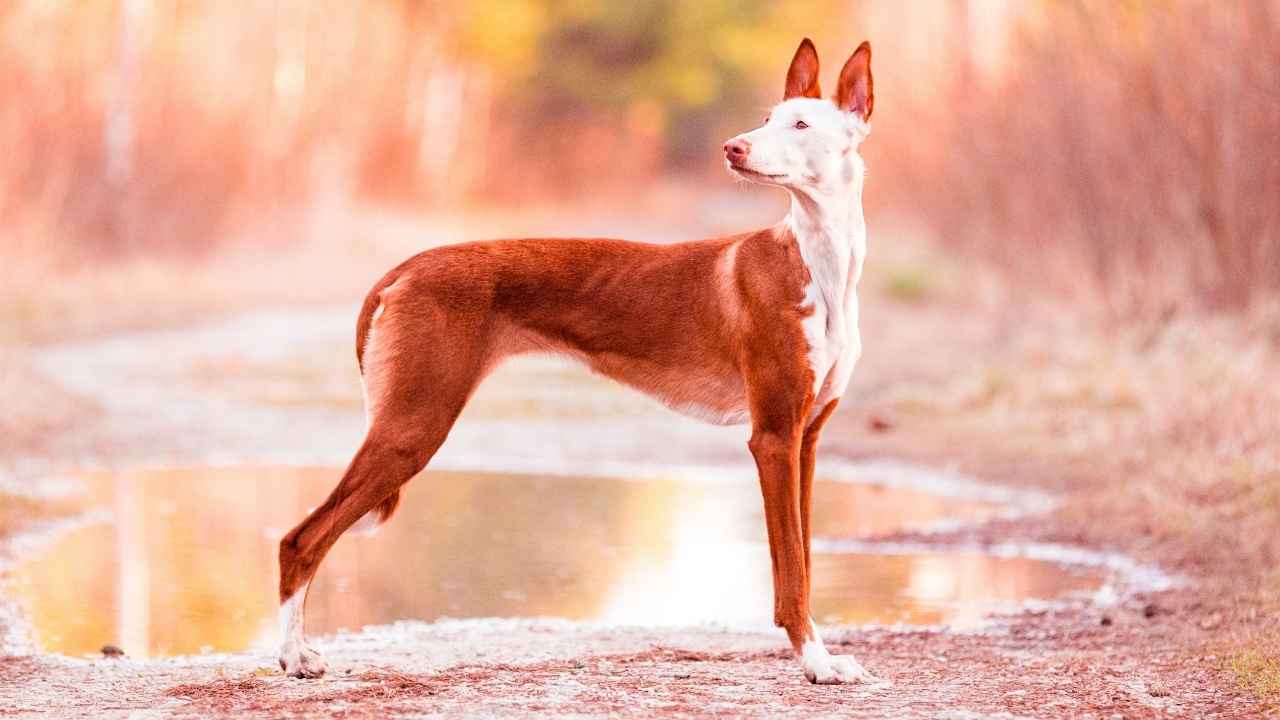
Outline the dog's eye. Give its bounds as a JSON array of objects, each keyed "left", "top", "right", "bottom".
[{"left": 794, "top": 120, "right": 809, "bottom": 130}]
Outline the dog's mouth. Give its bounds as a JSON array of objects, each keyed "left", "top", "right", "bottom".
[{"left": 727, "top": 163, "right": 785, "bottom": 180}]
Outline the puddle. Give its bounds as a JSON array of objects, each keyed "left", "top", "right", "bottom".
[{"left": 4, "top": 467, "right": 1101, "bottom": 658}]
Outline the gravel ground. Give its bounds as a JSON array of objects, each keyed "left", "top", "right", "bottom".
[{"left": 0, "top": 602, "right": 1255, "bottom": 719}]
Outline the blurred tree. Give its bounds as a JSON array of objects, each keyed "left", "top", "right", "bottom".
[{"left": 450, "top": 0, "right": 853, "bottom": 168}]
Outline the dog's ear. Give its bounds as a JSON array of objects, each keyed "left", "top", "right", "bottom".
[
  {"left": 783, "top": 38, "right": 821, "bottom": 101},
  {"left": 834, "top": 41, "right": 873, "bottom": 121}
]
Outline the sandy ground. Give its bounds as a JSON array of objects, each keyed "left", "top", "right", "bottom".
[{"left": 0, "top": 255, "right": 1269, "bottom": 717}]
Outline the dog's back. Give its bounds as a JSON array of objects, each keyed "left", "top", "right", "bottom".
[{"left": 355, "top": 230, "right": 810, "bottom": 425}]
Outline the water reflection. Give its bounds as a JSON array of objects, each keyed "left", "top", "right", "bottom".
[{"left": 5, "top": 467, "right": 1098, "bottom": 658}]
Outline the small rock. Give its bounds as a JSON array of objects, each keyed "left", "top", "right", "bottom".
[
  {"left": 674, "top": 673, "right": 691, "bottom": 680},
  {"left": 868, "top": 413, "right": 896, "bottom": 432},
  {"left": 1143, "top": 603, "right": 1159, "bottom": 618},
  {"left": 1148, "top": 682, "right": 1171, "bottom": 697},
  {"left": 1200, "top": 613, "right": 1222, "bottom": 630},
  {"left": 101, "top": 645, "right": 125, "bottom": 658},
  {"left": 1100, "top": 615, "right": 1113, "bottom": 626}
]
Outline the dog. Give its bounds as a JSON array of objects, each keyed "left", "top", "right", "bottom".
[{"left": 277, "top": 37, "right": 876, "bottom": 685}]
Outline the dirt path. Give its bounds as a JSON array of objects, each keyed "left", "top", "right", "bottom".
[
  {"left": 0, "top": 306, "right": 1264, "bottom": 718},
  {"left": 0, "top": 604, "right": 1252, "bottom": 719}
]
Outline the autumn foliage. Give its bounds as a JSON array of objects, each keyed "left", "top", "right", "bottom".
[{"left": 1, "top": 1, "right": 1276, "bottom": 314}]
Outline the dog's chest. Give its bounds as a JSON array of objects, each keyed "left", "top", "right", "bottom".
[{"left": 795, "top": 224, "right": 864, "bottom": 412}]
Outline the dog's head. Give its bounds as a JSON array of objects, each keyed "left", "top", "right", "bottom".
[{"left": 724, "top": 38, "right": 873, "bottom": 191}]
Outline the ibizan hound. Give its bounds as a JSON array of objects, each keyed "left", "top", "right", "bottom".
[{"left": 277, "top": 37, "right": 877, "bottom": 685}]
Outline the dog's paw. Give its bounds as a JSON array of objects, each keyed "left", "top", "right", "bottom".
[
  {"left": 803, "top": 653, "right": 882, "bottom": 685},
  {"left": 279, "top": 641, "right": 327, "bottom": 679}
]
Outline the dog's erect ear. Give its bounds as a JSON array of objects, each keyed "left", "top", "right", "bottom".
[
  {"left": 834, "top": 41, "right": 873, "bottom": 121},
  {"left": 783, "top": 38, "right": 821, "bottom": 101}
]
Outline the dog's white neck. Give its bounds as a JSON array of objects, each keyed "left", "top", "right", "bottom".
[
  {"left": 784, "top": 156, "right": 867, "bottom": 301},
  {"left": 782, "top": 154, "right": 867, "bottom": 407}
]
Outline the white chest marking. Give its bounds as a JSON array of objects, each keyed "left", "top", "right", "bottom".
[{"left": 789, "top": 188, "right": 865, "bottom": 416}]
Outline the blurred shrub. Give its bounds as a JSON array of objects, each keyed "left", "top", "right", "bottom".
[
  {"left": 2, "top": 0, "right": 1275, "bottom": 319},
  {"left": 900, "top": 1, "right": 1280, "bottom": 314},
  {"left": 0, "top": 0, "right": 848, "bottom": 264}
]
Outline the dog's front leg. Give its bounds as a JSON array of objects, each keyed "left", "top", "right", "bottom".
[
  {"left": 748, "top": 424, "right": 810, "bottom": 641},
  {"left": 750, "top": 411, "right": 880, "bottom": 685}
]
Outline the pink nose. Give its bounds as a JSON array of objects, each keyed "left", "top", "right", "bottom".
[{"left": 723, "top": 138, "right": 751, "bottom": 162}]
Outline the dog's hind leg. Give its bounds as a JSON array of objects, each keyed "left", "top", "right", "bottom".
[
  {"left": 276, "top": 431, "right": 435, "bottom": 677},
  {"left": 276, "top": 304, "right": 487, "bottom": 678}
]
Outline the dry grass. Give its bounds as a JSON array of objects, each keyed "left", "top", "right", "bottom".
[
  {"left": 844, "top": 290, "right": 1280, "bottom": 709},
  {"left": 1228, "top": 648, "right": 1280, "bottom": 712},
  {"left": 886, "top": 303, "right": 1280, "bottom": 568}
]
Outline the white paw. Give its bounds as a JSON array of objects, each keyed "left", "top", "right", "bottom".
[
  {"left": 832, "top": 654, "right": 882, "bottom": 684},
  {"left": 799, "top": 621, "right": 888, "bottom": 686},
  {"left": 279, "top": 641, "right": 327, "bottom": 679},
  {"left": 802, "top": 652, "right": 882, "bottom": 685}
]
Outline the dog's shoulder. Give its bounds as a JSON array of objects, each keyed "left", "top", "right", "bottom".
[{"left": 731, "top": 224, "right": 811, "bottom": 310}]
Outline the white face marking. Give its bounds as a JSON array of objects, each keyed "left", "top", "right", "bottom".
[{"left": 725, "top": 97, "right": 869, "bottom": 192}]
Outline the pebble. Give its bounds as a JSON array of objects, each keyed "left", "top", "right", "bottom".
[{"left": 868, "top": 413, "right": 895, "bottom": 432}]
